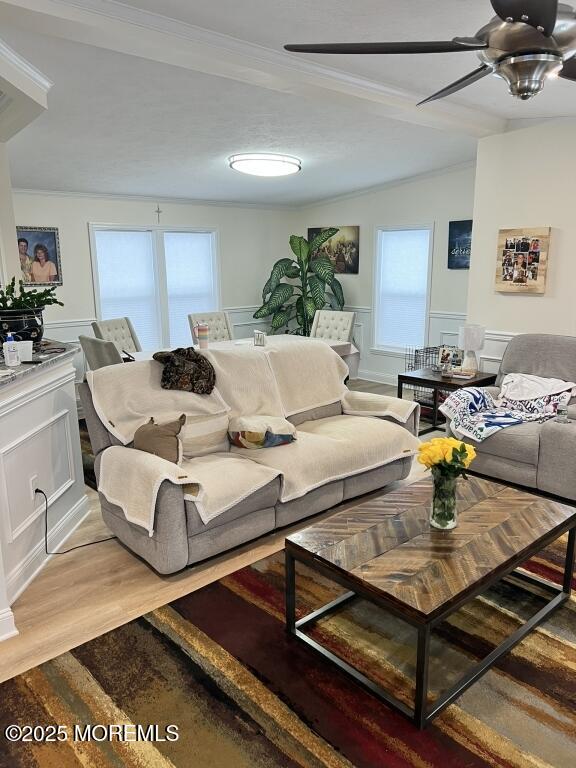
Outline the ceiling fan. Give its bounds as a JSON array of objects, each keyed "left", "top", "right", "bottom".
[{"left": 284, "top": 0, "right": 576, "bottom": 104}]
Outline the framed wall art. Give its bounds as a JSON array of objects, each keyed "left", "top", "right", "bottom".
[
  {"left": 495, "top": 227, "right": 550, "bottom": 294},
  {"left": 17, "top": 226, "right": 63, "bottom": 286},
  {"left": 448, "top": 219, "right": 472, "bottom": 270},
  {"left": 308, "top": 226, "right": 359, "bottom": 274}
]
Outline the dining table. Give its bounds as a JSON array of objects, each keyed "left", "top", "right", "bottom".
[{"left": 131, "top": 334, "right": 360, "bottom": 379}]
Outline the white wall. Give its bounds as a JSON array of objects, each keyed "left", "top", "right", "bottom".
[
  {"left": 468, "top": 119, "right": 576, "bottom": 338},
  {"left": 296, "top": 164, "right": 475, "bottom": 382},
  {"left": 11, "top": 191, "right": 298, "bottom": 342}
]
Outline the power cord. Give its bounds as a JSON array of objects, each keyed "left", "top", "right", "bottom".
[{"left": 35, "top": 488, "right": 116, "bottom": 555}]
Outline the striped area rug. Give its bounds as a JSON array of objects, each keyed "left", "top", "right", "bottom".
[{"left": 0, "top": 538, "right": 574, "bottom": 767}]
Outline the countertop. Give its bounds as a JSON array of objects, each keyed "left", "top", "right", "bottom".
[{"left": 0, "top": 340, "right": 78, "bottom": 391}]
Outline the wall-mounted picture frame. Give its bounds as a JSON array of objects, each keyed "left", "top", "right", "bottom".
[
  {"left": 308, "top": 226, "right": 359, "bottom": 274},
  {"left": 448, "top": 219, "right": 472, "bottom": 270},
  {"left": 495, "top": 227, "right": 550, "bottom": 294},
  {"left": 17, "top": 226, "right": 63, "bottom": 286}
]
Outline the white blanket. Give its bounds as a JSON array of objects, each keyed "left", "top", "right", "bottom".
[
  {"left": 232, "top": 415, "right": 419, "bottom": 502},
  {"left": 98, "top": 447, "right": 280, "bottom": 534},
  {"left": 341, "top": 390, "right": 419, "bottom": 425},
  {"left": 264, "top": 337, "right": 348, "bottom": 416},
  {"left": 202, "top": 345, "right": 284, "bottom": 418},
  {"left": 86, "top": 361, "right": 229, "bottom": 444},
  {"left": 499, "top": 373, "right": 576, "bottom": 401}
]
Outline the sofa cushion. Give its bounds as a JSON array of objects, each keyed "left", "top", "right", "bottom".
[
  {"left": 288, "top": 401, "right": 342, "bottom": 427},
  {"left": 462, "top": 420, "right": 541, "bottom": 466},
  {"left": 181, "top": 453, "right": 281, "bottom": 527},
  {"left": 232, "top": 415, "right": 418, "bottom": 503},
  {"left": 186, "top": 476, "right": 281, "bottom": 535}
]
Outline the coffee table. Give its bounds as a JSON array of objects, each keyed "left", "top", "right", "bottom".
[{"left": 285, "top": 476, "right": 576, "bottom": 728}]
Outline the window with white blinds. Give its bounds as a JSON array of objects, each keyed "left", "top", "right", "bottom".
[
  {"left": 91, "top": 227, "right": 218, "bottom": 349},
  {"left": 374, "top": 227, "right": 432, "bottom": 350}
]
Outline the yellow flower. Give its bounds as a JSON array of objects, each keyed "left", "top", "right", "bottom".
[{"left": 418, "top": 436, "right": 476, "bottom": 469}]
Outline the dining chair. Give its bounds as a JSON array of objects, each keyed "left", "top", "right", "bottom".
[
  {"left": 188, "top": 311, "right": 234, "bottom": 342},
  {"left": 310, "top": 309, "right": 356, "bottom": 343},
  {"left": 91, "top": 317, "right": 142, "bottom": 353},
  {"left": 79, "top": 335, "right": 123, "bottom": 370}
]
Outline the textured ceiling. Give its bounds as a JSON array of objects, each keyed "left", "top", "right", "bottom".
[
  {"left": 114, "top": 0, "right": 576, "bottom": 118},
  {"left": 3, "top": 23, "right": 477, "bottom": 205},
  {"left": 1, "top": 0, "right": 573, "bottom": 204}
]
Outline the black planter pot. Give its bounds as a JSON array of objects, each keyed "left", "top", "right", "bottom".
[{"left": 0, "top": 307, "right": 45, "bottom": 347}]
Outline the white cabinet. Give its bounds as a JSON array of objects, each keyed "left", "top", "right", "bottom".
[{"left": 0, "top": 347, "right": 89, "bottom": 639}]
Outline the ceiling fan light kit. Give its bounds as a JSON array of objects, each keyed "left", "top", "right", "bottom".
[{"left": 284, "top": 0, "right": 576, "bottom": 104}]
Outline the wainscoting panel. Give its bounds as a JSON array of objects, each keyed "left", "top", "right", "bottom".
[{"left": 224, "top": 306, "right": 268, "bottom": 339}]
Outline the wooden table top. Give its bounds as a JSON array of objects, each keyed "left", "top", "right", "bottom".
[
  {"left": 286, "top": 476, "right": 576, "bottom": 622},
  {"left": 398, "top": 367, "right": 497, "bottom": 388}
]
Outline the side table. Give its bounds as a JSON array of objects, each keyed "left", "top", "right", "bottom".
[{"left": 397, "top": 367, "right": 497, "bottom": 435}]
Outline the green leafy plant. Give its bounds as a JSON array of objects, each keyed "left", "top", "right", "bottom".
[
  {"left": 0, "top": 276, "right": 63, "bottom": 310},
  {"left": 253, "top": 229, "right": 345, "bottom": 335}
]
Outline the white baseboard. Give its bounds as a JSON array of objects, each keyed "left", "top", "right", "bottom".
[
  {"left": 357, "top": 369, "right": 397, "bottom": 386},
  {"left": 0, "top": 608, "right": 18, "bottom": 642},
  {"left": 6, "top": 494, "right": 90, "bottom": 604}
]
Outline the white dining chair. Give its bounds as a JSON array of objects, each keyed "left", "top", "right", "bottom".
[
  {"left": 188, "top": 311, "right": 234, "bottom": 342},
  {"left": 310, "top": 310, "right": 356, "bottom": 343},
  {"left": 91, "top": 317, "right": 142, "bottom": 353}
]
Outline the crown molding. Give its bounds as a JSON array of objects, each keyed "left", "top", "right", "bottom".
[
  {"left": 297, "top": 161, "right": 477, "bottom": 210},
  {"left": 12, "top": 187, "right": 298, "bottom": 210},
  {"left": 0, "top": 37, "right": 52, "bottom": 93}
]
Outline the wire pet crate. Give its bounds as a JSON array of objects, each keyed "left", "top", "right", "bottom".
[{"left": 404, "top": 345, "right": 456, "bottom": 423}]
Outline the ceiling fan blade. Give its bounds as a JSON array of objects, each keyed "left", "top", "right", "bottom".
[
  {"left": 283, "top": 39, "right": 487, "bottom": 55},
  {"left": 418, "top": 65, "right": 492, "bottom": 106},
  {"left": 559, "top": 55, "right": 576, "bottom": 80},
  {"left": 490, "top": 0, "right": 558, "bottom": 36}
]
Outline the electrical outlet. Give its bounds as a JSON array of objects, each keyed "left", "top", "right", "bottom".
[{"left": 29, "top": 474, "right": 38, "bottom": 502}]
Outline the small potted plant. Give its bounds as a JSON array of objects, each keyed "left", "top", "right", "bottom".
[
  {"left": 0, "top": 276, "right": 63, "bottom": 348},
  {"left": 418, "top": 437, "right": 476, "bottom": 529}
]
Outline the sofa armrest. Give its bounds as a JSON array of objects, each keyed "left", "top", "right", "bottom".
[
  {"left": 374, "top": 407, "right": 420, "bottom": 436},
  {"left": 483, "top": 386, "right": 501, "bottom": 399},
  {"left": 342, "top": 390, "right": 418, "bottom": 421}
]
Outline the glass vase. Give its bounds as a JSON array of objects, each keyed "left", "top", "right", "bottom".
[{"left": 430, "top": 470, "right": 458, "bottom": 530}]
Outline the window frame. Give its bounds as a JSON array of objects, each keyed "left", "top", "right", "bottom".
[
  {"left": 89, "top": 223, "right": 220, "bottom": 348},
  {"left": 372, "top": 224, "right": 434, "bottom": 354}
]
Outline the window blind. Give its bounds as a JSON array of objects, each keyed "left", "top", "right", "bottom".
[
  {"left": 375, "top": 228, "right": 431, "bottom": 349},
  {"left": 92, "top": 228, "right": 218, "bottom": 350},
  {"left": 164, "top": 232, "right": 217, "bottom": 347},
  {"left": 93, "top": 229, "right": 161, "bottom": 349}
]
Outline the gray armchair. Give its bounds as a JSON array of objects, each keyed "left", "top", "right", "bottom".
[{"left": 446, "top": 333, "right": 576, "bottom": 500}]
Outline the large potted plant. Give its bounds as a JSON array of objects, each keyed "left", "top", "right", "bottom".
[
  {"left": 0, "top": 276, "right": 63, "bottom": 347},
  {"left": 254, "top": 229, "right": 345, "bottom": 335}
]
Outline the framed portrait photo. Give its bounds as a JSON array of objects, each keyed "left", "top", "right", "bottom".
[
  {"left": 17, "top": 226, "right": 63, "bottom": 287},
  {"left": 495, "top": 227, "right": 550, "bottom": 294}
]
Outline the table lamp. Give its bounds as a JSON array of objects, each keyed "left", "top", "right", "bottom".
[{"left": 458, "top": 324, "right": 485, "bottom": 374}]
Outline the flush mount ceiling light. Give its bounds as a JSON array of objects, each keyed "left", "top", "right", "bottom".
[{"left": 228, "top": 153, "right": 302, "bottom": 177}]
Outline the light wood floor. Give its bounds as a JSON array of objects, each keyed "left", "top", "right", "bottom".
[{"left": 1, "top": 380, "right": 436, "bottom": 683}]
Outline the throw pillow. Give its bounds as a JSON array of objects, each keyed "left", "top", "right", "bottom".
[
  {"left": 153, "top": 348, "right": 216, "bottom": 394},
  {"left": 228, "top": 415, "right": 296, "bottom": 450},
  {"left": 181, "top": 414, "right": 230, "bottom": 458},
  {"left": 134, "top": 414, "right": 186, "bottom": 464}
]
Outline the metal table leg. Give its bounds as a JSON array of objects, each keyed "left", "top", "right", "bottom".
[{"left": 285, "top": 550, "right": 296, "bottom": 634}]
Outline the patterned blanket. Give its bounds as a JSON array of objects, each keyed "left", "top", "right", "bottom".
[{"left": 440, "top": 386, "right": 572, "bottom": 442}]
